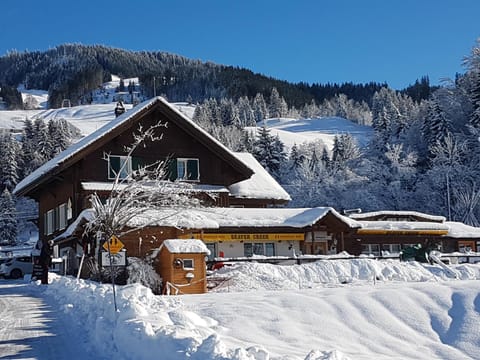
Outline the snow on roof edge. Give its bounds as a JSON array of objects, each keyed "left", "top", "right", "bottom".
[
  {"left": 160, "top": 239, "right": 210, "bottom": 254},
  {"left": 349, "top": 210, "right": 446, "bottom": 222},
  {"left": 229, "top": 152, "right": 291, "bottom": 201}
]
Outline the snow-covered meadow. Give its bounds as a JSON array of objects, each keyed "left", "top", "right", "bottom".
[{"left": 35, "top": 258, "right": 480, "bottom": 360}]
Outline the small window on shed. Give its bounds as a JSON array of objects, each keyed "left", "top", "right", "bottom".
[{"left": 182, "top": 259, "right": 194, "bottom": 269}]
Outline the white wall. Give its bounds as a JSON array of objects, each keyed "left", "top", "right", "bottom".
[{"left": 215, "top": 241, "right": 301, "bottom": 258}]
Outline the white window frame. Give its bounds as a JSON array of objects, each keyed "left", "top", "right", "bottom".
[
  {"left": 45, "top": 209, "right": 54, "bottom": 235},
  {"left": 361, "top": 244, "right": 380, "bottom": 256},
  {"left": 67, "top": 198, "right": 73, "bottom": 220},
  {"left": 182, "top": 259, "right": 194, "bottom": 270},
  {"left": 176, "top": 158, "right": 200, "bottom": 181},
  {"left": 58, "top": 203, "right": 67, "bottom": 230}
]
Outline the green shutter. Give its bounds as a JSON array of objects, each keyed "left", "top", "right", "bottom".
[
  {"left": 187, "top": 159, "right": 199, "bottom": 180},
  {"left": 109, "top": 156, "right": 120, "bottom": 179},
  {"left": 131, "top": 156, "right": 143, "bottom": 171},
  {"left": 167, "top": 159, "right": 178, "bottom": 181}
]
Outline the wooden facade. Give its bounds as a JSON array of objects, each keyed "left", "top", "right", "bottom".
[
  {"left": 157, "top": 239, "right": 209, "bottom": 295},
  {"left": 15, "top": 97, "right": 290, "bottom": 246}
]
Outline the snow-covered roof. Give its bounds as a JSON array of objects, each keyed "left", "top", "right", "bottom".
[
  {"left": 130, "top": 206, "right": 359, "bottom": 229},
  {"left": 160, "top": 239, "right": 210, "bottom": 254},
  {"left": 445, "top": 221, "right": 480, "bottom": 238},
  {"left": 14, "top": 97, "right": 253, "bottom": 196},
  {"left": 52, "top": 209, "right": 95, "bottom": 242},
  {"left": 81, "top": 181, "right": 229, "bottom": 193},
  {"left": 228, "top": 152, "right": 291, "bottom": 201},
  {"left": 357, "top": 220, "right": 449, "bottom": 234},
  {"left": 54, "top": 207, "right": 359, "bottom": 241},
  {"left": 349, "top": 210, "right": 446, "bottom": 222}
]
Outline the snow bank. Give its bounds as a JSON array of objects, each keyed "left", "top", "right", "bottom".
[
  {"left": 36, "top": 258, "right": 480, "bottom": 360},
  {"left": 212, "top": 258, "right": 480, "bottom": 292},
  {"left": 40, "top": 275, "right": 289, "bottom": 360}
]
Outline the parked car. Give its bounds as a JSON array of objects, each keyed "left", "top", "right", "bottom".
[{"left": 0, "top": 256, "right": 33, "bottom": 279}]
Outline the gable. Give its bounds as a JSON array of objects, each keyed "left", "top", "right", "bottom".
[{"left": 14, "top": 97, "right": 254, "bottom": 197}]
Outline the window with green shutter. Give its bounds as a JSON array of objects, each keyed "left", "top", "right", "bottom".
[
  {"left": 175, "top": 158, "right": 199, "bottom": 181},
  {"left": 108, "top": 155, "right": 144, "bottom": 180}
]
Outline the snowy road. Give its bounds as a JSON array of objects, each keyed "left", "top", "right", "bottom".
[{"left": 0, "top": 280, "right": 100, "bottom": 360}]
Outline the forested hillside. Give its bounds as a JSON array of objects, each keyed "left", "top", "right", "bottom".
[{"left": 0, "top": 44, "right": 411, "bottom": 109}]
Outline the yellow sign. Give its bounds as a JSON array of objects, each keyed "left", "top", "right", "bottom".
[
  {"left": 103, "top": 235, "right": 125, "bottom": 254},
  {"left": 179, "top": 233, "right": 304, "bottom": 242}
]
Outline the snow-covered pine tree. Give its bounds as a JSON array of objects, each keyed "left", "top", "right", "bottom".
[
  {"left": 0, "top": 189, "right": 17, "bottom": 246},
  {"left": 423, "top": 97, "right": 451, "bottom": 155},
  {"left": 253, "top": 93, "right": 268, "bottom": 124},
  {"left": 308, "top": 148, "right": 320, "bottom": 174},
  {"left": 288, "top": 144, "right": 305, "bottom": 170},
  {"left": 0, "top": 134, "right": 20, "bottom": 192},
  {"left": 331, "top": 133, "right": 360, "bottom": 170},
  {"left": 269, "top": 87, "right": 288, "bottom": 118},
  {"left": 252, "top": 127, "right": 286, "bottom": 179},
  {"left": 321, "top": 147, "right": 331, "bottom": 169},
  {"left": 48, "top": 119, "right": 72, "bottom": 157},
  {"left": 237, "top": 96, "right": 255, "bottom": 127},
  {"left": 465, "top": 40, "right": 480, "bottom": 128}
]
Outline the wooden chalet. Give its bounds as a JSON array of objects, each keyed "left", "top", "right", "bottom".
[{"left": 13, "top": 97, "right": 292, "bottom": 273}]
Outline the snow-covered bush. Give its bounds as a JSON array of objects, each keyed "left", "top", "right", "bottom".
[{"left": 127, "top": 257, "right": 162, "bottom": 294}]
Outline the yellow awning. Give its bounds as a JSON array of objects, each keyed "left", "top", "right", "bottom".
[{"left": 179, "top": 233, "right": 305, "bottom": 242}]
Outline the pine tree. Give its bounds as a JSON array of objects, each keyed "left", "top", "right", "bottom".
[
  {"left": 0, "top": 134, "right": 20, "bottom": 192},
  {"left": 269, "top": 87, "right": 288, "bottom": 118},
  {"left": 321, "top": 148, "right": 331, "bottom": 169},
  {"left": 0, "top": 189, "right": 17, "bottom": 246},
  {"left": 289, "top": 144, "right": 304, "bottom": 170},
  {"left": 423, "top": 98, "right": 451, "bottom": 155},
  {"left": 308, "top": 149, "right": 320, "bottom": 174},
  {"left": 237, "top": 96, "right": 255, "bottom": 127},
  {"left": 48, "top": 119, "right": 71, "bottom": 157},
  {"left": 252, "top": 127, "right": 286, "bottom": 178},
  {"left": 21, "top": 118, "right": 51, "bottom": 178},
  {"left": 253, "top": 93, "right": 268, "bottom": 124},
  {"left": 332, "top": 134, "right": 360, "bottom": 169}
]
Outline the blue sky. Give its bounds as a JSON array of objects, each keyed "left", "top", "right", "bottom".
[{"left": 1, "top": 0, "right": 479, "bottom": 89}]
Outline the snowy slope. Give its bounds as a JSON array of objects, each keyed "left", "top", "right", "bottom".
[
  {"left": 248, "top": 116, "right": 373, "bottom": 152},
  {"left": 0, "top": 87, "right": 371, "bottom": 152},
  {"left": 31, "top": 259, "right": 480, "bottom": 360}
]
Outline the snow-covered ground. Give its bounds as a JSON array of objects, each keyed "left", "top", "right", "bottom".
[{"left": 17, "top": 258, "right": 480, "bottom": 360}]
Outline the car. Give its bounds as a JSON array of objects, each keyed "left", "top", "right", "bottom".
[{"left": 0, "top": 256, "right": 33, "bottom": 279}]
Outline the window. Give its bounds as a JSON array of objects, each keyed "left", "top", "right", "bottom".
[
  {"left": 381, "top": 244, "right": 401, "bottom": 255},
  {"left": 45, "top": 209, "right": 54, "bottom": 235},
  {"left": 265, "top": 243, "right": 275, "bottom": 257},
  {"left": 243, "top": 243, "right": 276, "bottom": 257},
  {"left": 361, "top": 244, "right": 380, "bottom": 256},
  {"left": 58, "top": 203, "right": 67, "bottom": 230},
  {"left": 67, "top": 198, "right": 73, "bottom": 220},
  {"left": 182, "top": 259, "right": 194, "bottom": 269},
  {"left": 173, "top": 158, "right": 200, "bottom": 181},
  {"left": 108, "top": 155, "right": 131, "bottom": 180},
  {"left": 206, "top": 243, "right": 217, "bottom": 261}
]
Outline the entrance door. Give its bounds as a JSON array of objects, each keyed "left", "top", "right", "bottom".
[{"left": 206, "top": 243, "right": 217, "bottom": 260}]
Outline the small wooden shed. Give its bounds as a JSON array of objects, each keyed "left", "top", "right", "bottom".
[{"left": 157, "top": 239, "right": 210, "bottom": 295}]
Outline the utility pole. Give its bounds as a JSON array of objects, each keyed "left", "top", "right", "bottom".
[{"left": 446, "top": 172, "right": 452, "bottom": 221}]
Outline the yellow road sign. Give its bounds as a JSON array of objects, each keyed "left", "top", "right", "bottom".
[{"left": 103, "top": 235, "right": 124, "bottom": 254}]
